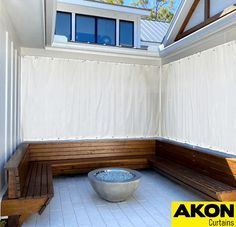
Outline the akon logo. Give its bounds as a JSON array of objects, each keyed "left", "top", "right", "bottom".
[
  {"left": 174, "top": 204, "right": 234, "bottom": 218},
  {"left": 172, "top": 202, "right": 236, "bottom": 227}
]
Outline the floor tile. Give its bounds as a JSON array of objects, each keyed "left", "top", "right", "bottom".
[{"left": 23, "top": 170, "right": 204, "bottom": 227}]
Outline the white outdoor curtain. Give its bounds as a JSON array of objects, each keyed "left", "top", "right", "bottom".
[
  {"left": 21, "top": 41, "right": 236, "bottom": 155},
  {"left": 161, "top": 41, "right": 236, "bottom": 154},
  {"left": 21, "top": 57, "right": 161, "bottom": 141}
]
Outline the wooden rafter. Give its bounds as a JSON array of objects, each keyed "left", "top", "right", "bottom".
[
  {"left": 204, "top": 0, "right": 210, "bottom": 21},
  {"left": 175, "top": 0, "right": 200, "bottom": 41},
  {"left": 175, "top": 4, "right": 236, "bottom": 41}
]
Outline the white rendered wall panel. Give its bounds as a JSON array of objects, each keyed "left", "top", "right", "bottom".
[
  {"left": 0, "top": 29, "right": 8, "bottom": 192},
  {"left": 0, "top": 1, "right": 20, "bottom": 190}
]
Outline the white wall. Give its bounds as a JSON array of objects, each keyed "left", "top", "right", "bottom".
[
  {"left": 0, "top": 1, "right": 21, "bottom": 190},
  {"left": 3, "top": 0, "right": 45, "bottom": 48},
  {"left": 21, "top": 55, "right": 161, "bottom": 141},
  {"left": 161, "top": 40, "right": 236, "bottom": 155}
]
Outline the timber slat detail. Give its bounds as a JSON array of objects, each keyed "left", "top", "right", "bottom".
[
  {"left": 29, "top": 140, "right": 156, "bottom": 162},
  {"left": 151, "top": 157, "right": 236, "bottom": 201},
  {"left": 50, "top": 157, "right": 150, "bottom": 175},
  {"left": 29, "top": 140, "right": 155, "bottom": 148},
  {"left": 154, "top": 141, "right": 236, "bottom": 201},
  {"left": 156, "top": 141, "right": 236, "bottom": 187}
]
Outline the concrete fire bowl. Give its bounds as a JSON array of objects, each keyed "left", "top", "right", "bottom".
[{"left": 88, "top": 168, "right": 141, "bottom": 202}]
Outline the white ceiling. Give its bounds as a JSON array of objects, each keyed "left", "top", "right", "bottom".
[{"left": 3, "top": 0, "right": 45, "bottom": 48}]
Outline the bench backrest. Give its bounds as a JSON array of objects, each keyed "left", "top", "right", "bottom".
[
  {"left": 5, "top": 144, "right": 30, "bottom": 198},
  {"left": 156, "top": 141, "right": 236, "bottom": 187},
  {"left": 28, "top": 140, "right": 156, "bottom": 162}
]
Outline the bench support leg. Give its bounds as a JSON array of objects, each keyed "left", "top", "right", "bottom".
[
  {"left": 1, "top": 197, "right": 48, "bottom": 225},
  {"left": 7, "top": 215, "right": 20, "bottom": 227}
]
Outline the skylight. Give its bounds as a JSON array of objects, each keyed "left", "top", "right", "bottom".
[{"left": 102, "top": 0, "right": 182, "bottom": 22}]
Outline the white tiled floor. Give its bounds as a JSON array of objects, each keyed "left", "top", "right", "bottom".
[{"left": 23, "top": 170, "right": 204, "bottom": 227}]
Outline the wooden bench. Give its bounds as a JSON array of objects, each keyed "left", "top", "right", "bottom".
[
  {"left": 28, "top": 140, "right": 156, "bottom": 175},
  {"left": 150, "top": 141, "right": 236, "bottom": 201},
  {"left": 1, "top": 140, "right": 155, "bottom": 226},
  {"left": 1, "top": 144, "right": 53, "bottom": 225},
  {"left": 3, "top": 139, "right": 236, "bottom": 226}
]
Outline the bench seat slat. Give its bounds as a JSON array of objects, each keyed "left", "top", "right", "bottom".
[
  {"left": 41, "top": 164, "right": 48, "bottom": 196},
  {"left": 47, "top": 165, "right": 54, "bottom": 197},
  {"left": 34, "top": 163, "right": 42, "bottom": 198},
  {"left": 26, "top": 163, "right": 38, "bottom": 198},
  {"left": 21, "top": 163, "right": 53, "bottom": 199},
  {"left": 22, "top": 164, "right": 33, "bottom": 197}
]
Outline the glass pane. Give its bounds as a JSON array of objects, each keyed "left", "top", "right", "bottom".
[
  {"left": 119, "top": 21, "right": 134, "bottom": 47},
  {"left": 76, "top": 15, "right": 95, "bottom": 43},
  {"left": 97, "top": 18, "right": 116, "bottom": 46},
  {"left": 55, "top": 12, "right": 71, "bottom": 41}
]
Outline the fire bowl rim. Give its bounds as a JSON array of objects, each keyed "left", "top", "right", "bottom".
[{"left": 88, "top": 167, "right": 142, "bottom": 184}]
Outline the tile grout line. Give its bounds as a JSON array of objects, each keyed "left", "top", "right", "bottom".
[
  {"left": 58, "top": 179, "right": 66, "bottom": 227},
  {"left": 100, "top": 203, "right": 123, "bottom": 227},
  {"left": 131, "top": 195, "right": 165, "bottom": 226},
  {"left": 117, "top": 202, "right": 137, "bottom": 227},
  {"left": 80, "top": 177, "right": 97, "bottom": 227},
  {"left": 68, "top": 178, "right": 81, "bottom": 227}
]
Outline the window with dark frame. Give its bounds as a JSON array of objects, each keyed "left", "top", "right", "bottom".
[
  {"left": 75, "top": 14, "right": 116, "bottom": 46},
  {"left": 119, "top": 20, "right": 134, "bottom": 47},
  {"left": 75, "top": 15, "right": 96, "bottom": 43},
  {"left": 55, "top": 11, "right": 135, "bottom": 48},
  {"left": 55, "top": 11, "right": 72, "bottom": 41},
  {"left": 97, "top": 18, "right": 116, "bottom": 46}
]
